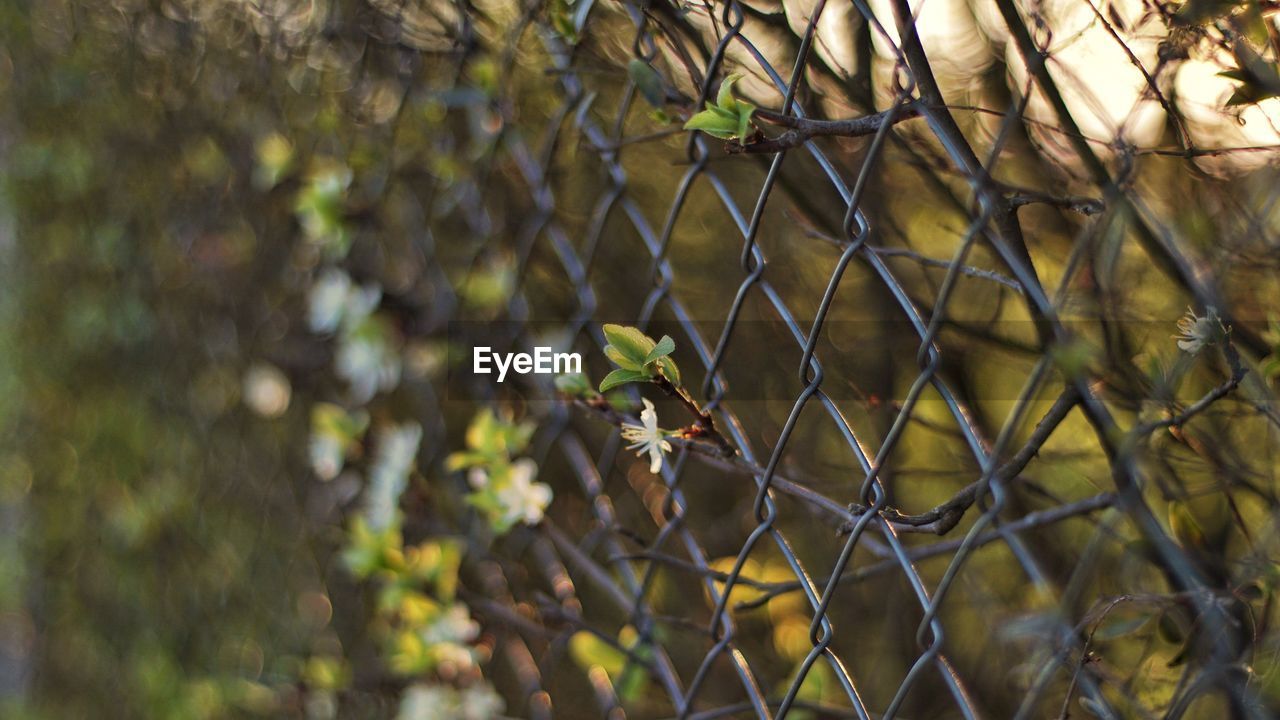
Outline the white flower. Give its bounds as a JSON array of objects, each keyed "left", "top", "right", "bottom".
[
  {"left": 308, "top": 269, "right": 353, "bottom": 334},
  {"left": 336, "top": 326, "right": 402, "bottom": 402},
  {"left": 1174, "top": 306, "right": 1225, "bottom": 354},
  {"left": 309, "top": 269, "right": 382, "bottom": 334},
  {"left": 364, "top": 422, "right": 422, "bottom": 531},
  {"left": 430, "top": 642, "right": 478, "bottom": 674},
  {"left": 397, "top": 682, "right": 504, "bottom": 720},
  {"left": 494, "top": 458, "right": 552, "bottom": 527},
  {"left": 620, "top": 398, "right": 672, "bottom": 474},
  {"left": 421, "top": 603, "right": 480, "bottom": 646},
  {"left": 309, "top": 432, "right": 345, "bottom": 481},
  {"left": 467, "top": 466, "right": 489, "bottom": 490},
  {"left": 397, "top": 684, "right": 455, "bottom": 720},
  {"left": 458, "top": 684, "right": 505, "bottom": 720}
]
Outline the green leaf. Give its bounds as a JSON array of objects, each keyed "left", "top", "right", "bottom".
[
  {"left": 628, "top": 60, "right": 666, "bottom": 108},
  {"left": 605, "top": 390, "right": 634, "bottom": 412},
  {"left": 444, "top": 450, "right": 487, "bottom": 472},
  {"left": 643, "top": 335, "right": 675, "bottom": 365},
  {"left": 605, "top": 345, "right": 642, "bottom": 371},
  {"left": 683, "top": 109, "right": 739, "bottom": 140},
  {"left": 600, "top": 368, "right": 647, "bottom": 392},
  {"left": 716, "top": 73, "right": 741, "bottom": 112},
  {"left": 656, "top": 355, "right": 681, "bottom": 387},
  {"left": 555, "top": 372, "right": 597, "bottom": 397},
  {"left": 603, "top": 324, "right": 656, "bottom": 367},
  {"left": 735, "top": 101, "right": 755, "bottom": 145}
]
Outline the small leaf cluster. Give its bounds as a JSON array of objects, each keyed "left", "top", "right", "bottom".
[
  {"left": 446, "top": 409, "right": 552, "bottom": 534},
  {"left": 294, "top": 163, "right": 353, "bottom": 258},
  {"left": 308, "top": 402, "right": 369, "bottom": 481},
  {"left": 445, "top": 408, "right": 534, "bottom": 472},
  {"left": 343, "top": 517, "right": 479, "bottom": 676},
  {"left": 683, "top": 74, "right": 755, "bottom": 142},
  {"left": 599, "top": 324, "right": 681, "bottom": 392}
]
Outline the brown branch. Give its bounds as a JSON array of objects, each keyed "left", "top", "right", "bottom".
[
  {"left": 575, "top": 386, "right": 1082, "bottom": 538},
  {"left": 649, "top": 373, "right": 736, "bottom": 457},
  {"left": 1005, "top": 186, "right": 1105, "bottom": 216},
  {"left": 570, "top": 396, "right": 862, "bottom": 531},
  {"left": 845, "top": 385, "right": 1082, "bottom": 535},
  {"left": 735, "top": 492, "right": 1117, "bottom": 611},
  {"left": 724, "top": 101, "right": 923, "bottom": 155},
  {"left": 1135, "top": 341, "right": 1250, "bottom": 437}
]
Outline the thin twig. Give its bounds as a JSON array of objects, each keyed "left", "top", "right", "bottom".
[
  {"left": 1134, "top": 342, "right": 1249, "bottom": 437},
  {"left": 845, "top": 385, "right": 1081, "bottom": 535},
  {"left": 735, "top": 492, "right": 1117, "bottom": 611},
  {"left": 724, "top": 101, "right": 923, "bottom": 154},
  {"left": 802, "top": 226, "right": 1025, "bottom": 292}
]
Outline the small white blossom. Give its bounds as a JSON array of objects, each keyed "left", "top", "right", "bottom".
[
  {"left": 458, "top": 684, "right": 505, "bottom": 720},
  {"left": 421, "top": 603, "right": 480, "bottom": 646},
  {"left": 309, "top": 432, "right": 345, "bottom": 481},
  {"left": 494, "top": 458, "right": 552, "bottom": 527},
  {"left": 397, "top": 682, "right": 504, "bottom": 720},
  {"left": 364, "top": 423, "right": 423, "bottom": 531},
  {"left": 620, "top": 398, "right": 672, "bottom": 474},
  {"left": 308, "top": 269, "right": 353, "bottom": 333},
  {"left": 1174, "top": 306, "right": 1225, "bottom": 354},
  {"left": 397, "top": 684, "right": 454, "bottom": 720},
  {"left": 467, "top": 466, "right": 489, "bottom": 490},
  {"left": 431, "top": 641, "right": 478, "bottom": 674},
  {"left": 309, "top": 269, "right": 382, "bottom": 334},
  {"left": 336, "top": 327, "right": 402, "bottom": 403}
]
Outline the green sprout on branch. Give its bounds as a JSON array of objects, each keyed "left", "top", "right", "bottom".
[
  {"left": 599, "top": 323, "right": 681, "bottom": 391},
  {"left": 586, "top": 324, "right": 735, "bottom": 462},
  {"left": 683, "top": 74, "right": 756, "bottom": 143}
]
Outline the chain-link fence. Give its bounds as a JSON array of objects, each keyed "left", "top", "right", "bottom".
[{"left": 365, "top": 0, "right": 1280, "bottom": 717}]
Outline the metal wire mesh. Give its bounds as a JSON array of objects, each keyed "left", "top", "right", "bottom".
[{"left": 373, "top": 0, "right": 1280, "bottom": 717}]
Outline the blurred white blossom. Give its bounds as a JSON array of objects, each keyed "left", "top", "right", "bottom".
[
  {"left": 398, "top": 682, "right": 504, "bottom": 720},
  {"left": 421, "top": 603, "right": 479, "bottom": 646},
  {"left": 309, "top": 268, "right": 382, "bottom": 334},
  {"left": 494, "top": 458, "right": 552, "bottom": 527},
  {"left": 336, "top": 322, "right": 402, "bottom": 403},
  {"left": 364, "top": 422, "right": 422, "bottom": 531},
  {"left": 309, "top": 433, "right": 345, "bottom": 481}
]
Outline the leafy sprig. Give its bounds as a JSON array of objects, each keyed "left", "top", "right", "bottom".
[
  {"left": 683, "top": 74, "right": 756, "bottom": 142},
  {"left": 599, "top": 323, "right": 681, "bottom": 392}
]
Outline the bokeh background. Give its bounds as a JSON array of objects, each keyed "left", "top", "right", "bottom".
[{"left": 2, "top": 0, "right": 1280, "bottom": 718}]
